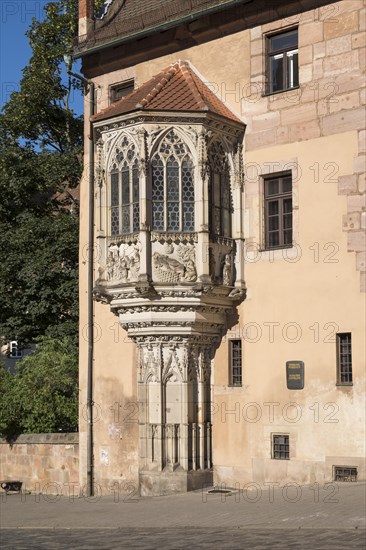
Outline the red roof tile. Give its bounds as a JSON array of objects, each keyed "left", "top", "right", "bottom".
[{"left": 92, "top": 60, "right": 243, "bottom": 124}]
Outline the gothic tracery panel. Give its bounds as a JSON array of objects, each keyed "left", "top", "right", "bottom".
[
  {"left": 109, "top": 135, "right": 140, "bottom": 236},
  {"left": 152, "top": 130, "right": 195, "bottom": 233}
]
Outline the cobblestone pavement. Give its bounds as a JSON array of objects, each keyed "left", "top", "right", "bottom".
[
  {"left": 1, "top": 482, "right": 365, "bottom": 548},
  {"left": 1, "top": 528, "right": 365, "bottom": 549}
]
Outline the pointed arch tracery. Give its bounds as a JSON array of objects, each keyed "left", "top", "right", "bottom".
[
  {"left": 208, "top": 139, "right": 233, "bottom": 238},
  {"left": 151, "top": 129, "right": 195, "bottom": 232},
  {"left": 109, "top": 134, "right": 140, "bottom": 236}
]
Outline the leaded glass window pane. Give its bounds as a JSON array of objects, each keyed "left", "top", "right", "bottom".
[
  {"left": 111, "top": 172, "right": 119, "bottom": 207},
  {"left": 122, "top": 205, "right": 130, "bottom": 234},
  {"left": 209, "top": 141, "right": 232, "bottom": 238},
  {"left": 152, "top": 156, "right": 164, "bottom": 231},
  {"left": 167, "top": 158, "right": 179, "bottom": 202},
  {"left": 182, "top": 158, "right": 194, "bottom": 232},
  {"left": 152, "top": 134, "right": 194, "bottom": 232},
  {"left": 111, "top": 207, "right": 119, "bottom": 236},
  {"left": 109, "top": 137, "right": 140, "bottom": 236},
  {"left": 132, "top": 163, "right": 139, "bottom": 233},
  {"left": 168, "top": 203, "right": 179, "bottom": 231}
]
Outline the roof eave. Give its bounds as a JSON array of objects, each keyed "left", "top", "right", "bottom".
[
  {"left": 75, "top": 0, "right": 255, "bottom": 58},
  {"left": 92, "top": 109, "right": 246, "bottom": 131}
]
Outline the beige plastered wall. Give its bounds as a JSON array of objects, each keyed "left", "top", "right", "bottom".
[
  {"left": 79, "top": 0, "right": 365, "bottom": 492},
  {"left": 213, "top": 132, "right": 366, "bottom": 487}
]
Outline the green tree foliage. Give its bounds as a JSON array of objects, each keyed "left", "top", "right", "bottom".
[
  {"left": 0, "top": 337, "right": 78, "bottom": 439},
  {"left": 0, "top": 0, "right": 82, "bottom": 347}
]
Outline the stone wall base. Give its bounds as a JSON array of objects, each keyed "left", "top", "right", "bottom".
[{"left": 139, "top": 468, "right": 213, "bottom": 496}]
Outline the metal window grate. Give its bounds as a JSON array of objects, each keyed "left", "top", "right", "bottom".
[
  {"left": 230, "top": 340, "right": 242, "bottom": 386},
  {"left": 334, "top": 466, "right": 357, "bottom": 482},
  {"left": 337, "top": 333, "right": 352, "bottom": 384},
  {"left": 273, "top": 434, "right": 289, "bottom": 460}
]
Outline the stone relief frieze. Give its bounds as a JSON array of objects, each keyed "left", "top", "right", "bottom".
[
  {"left": 100, "top": 241, "right": 142, "bottom": 283},
  {"left": 152, "top": 241, "right": 197, "bottom": 283}
]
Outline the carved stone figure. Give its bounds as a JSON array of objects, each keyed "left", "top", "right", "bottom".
[
  {"left": 183, "top": 260, "right": 197, "bottom": 282},
  {"left": 222, "top": 254, "right": 232, "bottom": 286},
  {"left": 129, "top": 244, "right": 141, "bottom": 280}
]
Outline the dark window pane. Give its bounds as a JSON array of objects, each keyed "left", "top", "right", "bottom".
[
  {"left": 268, "top": 201, "right": 279, "bottom": 216},
  {"left": 213, "top": 173, "right": 221, "bottom": 206},
  {"left": 110, "top": 79, "right": 134, "bottom": 103},
  {"left": 111, "top": 173, "right": 119, "bottom": 207},
  {"left": 283, "top": 214, "right": 292, "bottom": 230},
  {"left": 269, "top": 232, "right": 279, "bottom": 247},
  {"left": 283, "top": 198, "right": 292, "bottom": 213},
  {"left": 270, "top": 30, "right": 298, "bottom": 52},
  {"left": 266, "top": 179, "right": 279, "bottom": 196},
  {"left": 282, "top": 177, "right": 292, "bottom": 193},
  {"left": 133, "top": 165, "right": 139, "bottom": 202},
  {"left": 270, "top": 54, "right": 284, "bottom": 92},
  {"left": 167, "top": 159, "right": 179, "bottom": 202},
  {"left": 122, "top": 169, "right": 130, "bottom": 205},
  {"left": 268, "top": 215, "right": 279, "bottom": 231},
  {"left": 283, "top": 230, "right": 292, "bottom": 245}
]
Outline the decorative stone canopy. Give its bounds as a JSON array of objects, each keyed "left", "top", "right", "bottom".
[{"left": 92, "top": 61, "right": 246, "bottom": 495}]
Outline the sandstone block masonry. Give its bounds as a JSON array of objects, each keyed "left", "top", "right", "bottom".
[
  {"left": 0, "top": 433, "right": 79, "bottom": 495},
  {"left": 244, "top": 0, "right": 365, "bottom": 291}
]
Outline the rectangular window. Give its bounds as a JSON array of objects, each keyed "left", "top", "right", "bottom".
[
  {"left": 110, "top": 79, "right": 135, "bottom": 104},
  {"left": 266, "top": 29, "right": 298, "bottom": 94},
  {"left": 337, "top": 333, "right": 352, "bottom": 385},
  {"left": 264, "top": 172, "right": 292, "bottom": 249},
  {"left": 334, "top": 466, "right": 357, "bottom": 482},
  {"left": 9, "top": 340, "right": 22, "bottom": 358},
  {"left": 272, "top": 434, "right": 289, "bottom": 460},
  {"left": 229, "top": 340, "right": 242, "bottom": 386}
]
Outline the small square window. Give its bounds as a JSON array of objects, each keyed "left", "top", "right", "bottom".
[
  {"left": 229, "top": 340, "right": 242, "bottom": 386},
  {"left": 272, "top": 434, "right": 289, "bottom": 460},
  {"left": 266, "top": 29, "right": 298, "bottom": 94},
  {"left": 264, "top": 172, "right": 292, "bottom": 249},
  {"left": 110, "top": 79, "right": 135, "bottom": 104},
  {"left": 336, "top": 333, "right": 352, "bottom": 385}
]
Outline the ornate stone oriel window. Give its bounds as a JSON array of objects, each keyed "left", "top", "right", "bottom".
[
  {"left": 110, "top": 136, "right": 139, "bottom": 236},
  {"left": 151, "top": 130, "right": 195, "bottom": 232},
  {"left": 208, "top": 140, "right": 232, "bottom": 238}
]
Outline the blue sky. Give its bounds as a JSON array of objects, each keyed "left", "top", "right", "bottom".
[{"left": 0, "top": 0, "right": 83, "bottom": 114}]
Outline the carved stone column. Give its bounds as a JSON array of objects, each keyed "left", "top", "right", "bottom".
[{"left": 132, "top": 333, "right": 216, "bottom": 495}]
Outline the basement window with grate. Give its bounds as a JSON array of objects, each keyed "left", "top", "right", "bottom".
[
  {"left": 272, "top": 434, "right": 289, "bottom": 460},
  {"left": 334, "top": 466, "right": 357, "bottom": 482}
]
